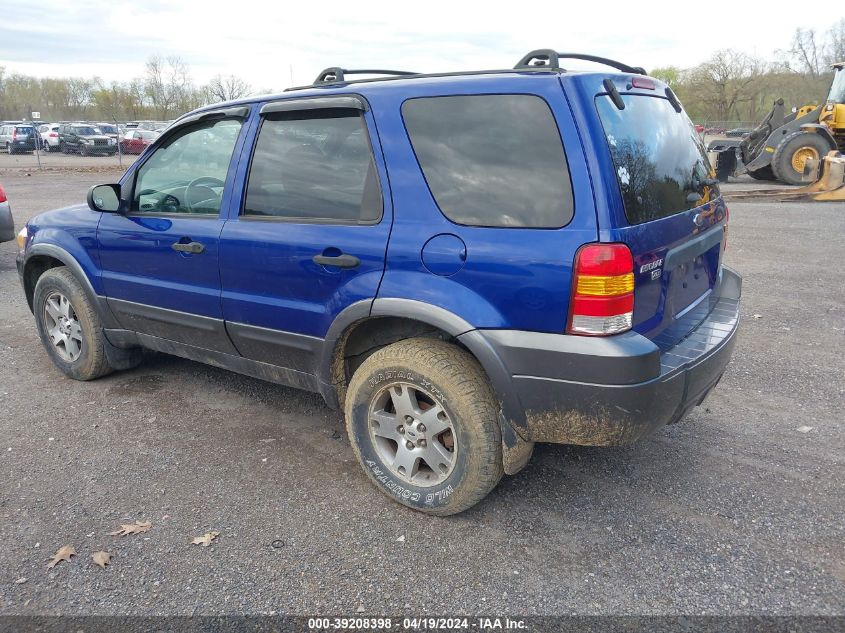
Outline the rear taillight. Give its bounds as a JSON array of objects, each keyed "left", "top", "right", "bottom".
[
  {"left": 0, "top": 184, "right": 6, "bottom": 203},
  {"left": 567, "top": 243, "right": 635, "bottom": 336},
  {"left": 11, "top": 130, "right": 17, "bottom": 141},
  {"left": 49, "top": 132, "right": 58, "bottom": 137},
  {"left": 723, "top": 205, "right": 730, "bottom": 252}
]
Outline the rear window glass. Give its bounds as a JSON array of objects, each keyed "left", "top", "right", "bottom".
[
  {"left": 596, "top": 94, "right": 715, "bottom": 224},
  {"left": 15, "top": 126, "right": 33, "bottom": 133},
  {"left": 402, "top": 95, "right": 573, "bottom": 228}
]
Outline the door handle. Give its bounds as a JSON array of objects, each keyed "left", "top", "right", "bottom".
[
  {"left": 171, "top": 241, "right": 205, "bottom": 254},
  {"left": 312, "top": 253, "right": 360, "bottom": 268}
]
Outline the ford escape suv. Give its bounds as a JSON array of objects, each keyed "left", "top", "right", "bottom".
[{"left": 17, "top": 51, "right": 741, "bottom": 515}]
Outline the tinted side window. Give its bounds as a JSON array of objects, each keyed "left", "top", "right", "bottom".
[
  {"left": 595, "top": 94, "right": 714, "bottom": 224},
  {"left": 402, "top": 95, "right": 574, "bottom": 228},
  {"left": 243, "top": 110, "right": 381, "bottom": 224}
]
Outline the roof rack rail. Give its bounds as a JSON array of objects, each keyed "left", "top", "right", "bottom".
[
  {"left": 313, "top": 67, "right": 419, "bottom": 85},
  {"left": 514, "top": 50, "right": 647, "bottom": 76}
]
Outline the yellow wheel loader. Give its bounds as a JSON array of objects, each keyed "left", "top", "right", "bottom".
[{"left": 710, "top": 62, "right": 845, "bottom": 186}]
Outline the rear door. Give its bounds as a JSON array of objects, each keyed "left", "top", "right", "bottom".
[
  {"left": 218, "top": 96, "right": 391, "bottom": 374},
  {"left": 593, "top": 85, "right": 727, "bottom": 348}
]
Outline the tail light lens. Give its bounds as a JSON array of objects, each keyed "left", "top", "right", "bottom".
[
  {"left": 723, "top": 205, "right": 730, "bottom": 252},
  {"left": 49, "top": 132, "right": 58, "bottom": 137},
  {"left": 11, "top": 129, "right": 17, "bottom": 141},
  {"left": 0, "top": 184, "right": 6, "bottom": 203},
  {"left": 567, "top": 243, "right": 635, "bottom": 336}
]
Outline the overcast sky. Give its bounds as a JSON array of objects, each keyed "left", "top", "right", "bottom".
[{"left": 1, "top": 0, "right": 841, "bottom": 91}]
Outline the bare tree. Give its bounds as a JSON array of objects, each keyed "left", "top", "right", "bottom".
[
  {"left": 685, "top": 50, "right": 767, "bottom": 120},
  {"left": 827, "top": 18, "right": 845, "bottom": 66},
  {"left": 788, "top": 28, "right": 824, "bottom": 77},
  {"left": 206, "top": 74, "right": 252, "bottom": 102},
  {"left": 144, "top": 56, "right": 194, "bottom": 119}
]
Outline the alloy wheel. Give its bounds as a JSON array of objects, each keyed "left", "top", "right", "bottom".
[
  {"left": 368, "top": 382, "right": 457, "bottom": 487},
  {"left": 43, "top": 291, "right": 84, "bottom": 362}
]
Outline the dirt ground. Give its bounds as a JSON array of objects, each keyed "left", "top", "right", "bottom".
[{"left": 0, "top": 167, "right": 843, "bottom": 617}]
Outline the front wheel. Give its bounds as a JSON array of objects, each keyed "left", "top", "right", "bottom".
[
  {"left": 345, "top": 338, "right": 503, "bottom": 515},
  {"left": 33, "top": 267, "right": 114, "bottom": 381},
  {"left": 772, "top": 132, "right": 833, "bottom": 185}
]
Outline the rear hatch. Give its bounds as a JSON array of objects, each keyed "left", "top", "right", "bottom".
[
  {"left": 593, "top": 85, "right": 727, "bottom": 349},
  {"left": 14, "top": 126, "right": 36, "bottom": 145}
]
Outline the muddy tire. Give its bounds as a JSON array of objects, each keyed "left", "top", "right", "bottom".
[
  {"left": 33, "top": 267, "right": 114, "bottom": 381},
  {"left": 345, "top": 338, "right": 503, "bottom": 516},
  {"left": 772, "top": 132, "right": 833, "bottom": 186}
]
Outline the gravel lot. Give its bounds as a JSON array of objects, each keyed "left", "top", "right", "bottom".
[{"left": 0, "top": 167, "right": 843, "bottom": 617}]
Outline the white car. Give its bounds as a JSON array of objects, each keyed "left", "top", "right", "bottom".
[{"left": 38, "top": 123, "right": 61, "bottom": 152}]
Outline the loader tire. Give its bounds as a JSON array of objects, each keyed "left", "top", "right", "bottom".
[
  {"left": 747, "top": 165, "right": 776, "bottom": 181},
  {"left": 772, "top": 132, "right": 834, "bottom": 186}
]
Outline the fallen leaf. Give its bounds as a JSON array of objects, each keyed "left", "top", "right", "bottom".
[
  {"left": 395, "top": 535, "right": 405, "bottom": 543},
  {"left": 47, "top": 545, "right": 76, "bottom": 568},
  {"left": 191, "top": 531, "right": 220, "bottom": 547},
  {"left": 109, "top": 520, "right": 152, "bottom": 537},
  {"left": 797, "top": 426, "right": 814, "bottom": 433},
  {"left": 92, "top": 551, "right": 112, "bottom": 569},
  {"left": 14, "top": 578, "right": 27, "bottom": 585},
  {"left": 356, "top": 605, "right": 365, "bottom": 613},
  {"left": 751, "top": 314, "right": 763, "bottom": 319}
]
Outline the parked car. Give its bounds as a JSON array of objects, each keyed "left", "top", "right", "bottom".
[
  {"left": 58, "top": 124, "right": 117, "bottom": 156},
  {"left": 16, "top": 51, "right": 741, "bottom": 515},
  {"left": 95, "top": 123, "right": 121, "bottom": 141},
  {"left": 0, "top": 183, "right": 13, "bottom": 243},
  {"left": 725, "top": 127, "right": 753, "bottom": 138},
  {"left": 0, "top": 124, "right": 37, "bottom": 154},
  {"left": 119, "top": 129, "right": 159, "bottom": 154},
  {"left": 38, "top": 123, "right": 62, "bottom": 151}
]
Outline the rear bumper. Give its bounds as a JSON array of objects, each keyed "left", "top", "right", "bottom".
[{"left": 474, "top": 267, "right": 742, "bottom": 446}]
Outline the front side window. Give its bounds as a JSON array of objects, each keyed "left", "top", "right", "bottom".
[
  {"left": 243, "top": 109, "right": 382, "bottom": 223},
  {"left": 132, "top": 118, "right": 243, "bottom": 215},
  {"left": 402, "top": 94, "right": 574, "bottom": 228}
]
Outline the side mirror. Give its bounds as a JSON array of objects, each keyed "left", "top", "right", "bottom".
[{"left": 87, "top": 184, "right": 121, "bottom": 213}]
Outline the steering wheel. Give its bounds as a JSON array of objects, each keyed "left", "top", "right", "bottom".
[{"left": 185, "top": 177, "right": 225, "bottom": 213}]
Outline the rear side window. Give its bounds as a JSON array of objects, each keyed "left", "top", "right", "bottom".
[
  {"left": 243, "top": 110, "right": 382, "bottom": 224},
  {"left": 596, "top": 94, "right": 714, "bottom": 224},
  {"left": 402, "top": 95, "right": 573, "bottom": 228}
]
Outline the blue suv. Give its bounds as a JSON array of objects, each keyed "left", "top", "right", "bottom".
[{"left": 16, "top": 51, "right": 741, "bottom": 515}]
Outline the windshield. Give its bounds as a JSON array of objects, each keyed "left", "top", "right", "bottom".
[
  {"left": 99, "top": 125, "right": 116, "bottom": 133},
  {"left": 596, "top": 93, "right": 716, "bottom": 225},
  {"left": 828, "top": 68, "right": 845, "bottom": 103},
  {"left": 74, "top": 127, "right": 98, "bottom": 135}
]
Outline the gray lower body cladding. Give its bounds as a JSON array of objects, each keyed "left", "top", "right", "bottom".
[{"left": 475, "top": 267, "right": 742, "bottom": 446}]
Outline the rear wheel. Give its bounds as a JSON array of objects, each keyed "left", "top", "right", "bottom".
[
  {"left": 345, "top": 338, "right": 503, "bottom": 515},
  {"left": 33, "top": 267, "right": 114, "bottom": 381},
  {"left": 772, "top": 132, "right": 833, "bottom": 185},
  {"left": 747, "top": 165, "right": 777, "bottom": 181},
  {"left": 7, "top": 143, "right": 14, "bottom": 155}
]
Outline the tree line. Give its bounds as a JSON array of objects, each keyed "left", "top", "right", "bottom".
[
  {"left": 1, "top": 20, "right": 843, "bottom": 124},
  {"left": 653, "top": 19, "right": 845, "bottom": 123},
  {"left": 0, "top": 56, "right": 258, "bottom": 122}
]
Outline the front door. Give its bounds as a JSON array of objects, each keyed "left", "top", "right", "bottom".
[
  {"left": 219, "top": 98, "right": 391, "bottom": 374},
  {"left": 98, "top": 115, "right": 247, "bottom": 353}
]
